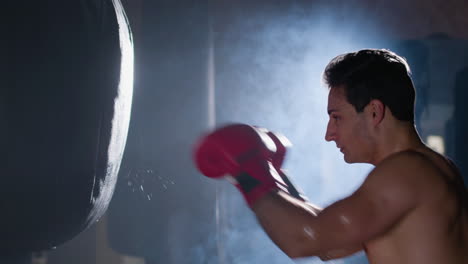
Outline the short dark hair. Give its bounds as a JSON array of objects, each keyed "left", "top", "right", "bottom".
[{"left": 323, "top": 49, "right": 416, "bottom": 123}]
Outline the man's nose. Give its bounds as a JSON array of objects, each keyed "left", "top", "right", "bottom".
[{"left": 325, "top": 123, "right": 335, "bottom": 142}]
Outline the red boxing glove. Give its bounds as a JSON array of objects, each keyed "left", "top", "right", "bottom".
[{"left": 193, "top": 124, "right": 290, "bottom": 207}]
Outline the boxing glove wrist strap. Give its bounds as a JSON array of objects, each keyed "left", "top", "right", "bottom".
[{"left": 225, "top": 163, "right": 290, "bottom": 207}]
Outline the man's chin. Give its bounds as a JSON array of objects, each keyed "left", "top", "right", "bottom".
[
  {"left": 343, "top": 155, "right": 356, "bottom": 164},
  {"left": 344, "top": 155, "right": 370, "bottom": 164}
]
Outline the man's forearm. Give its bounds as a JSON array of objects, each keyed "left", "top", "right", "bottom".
[
  {"left": 252, "top": 191, "right": 322, "bottom": 258},
  {"left": 319, "top": 245, "right": 363, "bottom": 260},
  {"left": 304, "top": 201, "right": 322, "bottom": 215},
  {"left": 278, "top": 189, "right": 323, "bottom": 215}
]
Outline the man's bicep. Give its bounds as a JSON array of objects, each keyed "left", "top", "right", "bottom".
[
  {"left": 312, "top": 168, "right": 418, "bottom": 251},
  {"left": 310, "top": 189, "right": 380, "bottom": 249}
]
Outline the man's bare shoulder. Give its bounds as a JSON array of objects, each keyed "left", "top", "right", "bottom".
[
  {"left": 361, "top": 149, "right": 468, "bottom": 264},
  {"left": 367, "top": 150, "right": 433, "bottom": 183},
  {"left": 362, "top": 148, "right": 465, "bottom": 210},
  {"left": 381, "top": 149, "right": 436, "bottom": 167},
  {"left": 369, "top": 149, "right": 451, "bottom": 182},
  {"left": 360, "top": 149, "right": 451, "bottom": 206}
]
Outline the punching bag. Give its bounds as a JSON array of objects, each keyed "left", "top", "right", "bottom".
[{"left": 2, "top": 0, "right": 133, "bottom": 254}]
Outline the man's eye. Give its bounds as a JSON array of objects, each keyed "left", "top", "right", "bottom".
[{"left": 332, "top": 115, "right": 340, "bottom": 120}]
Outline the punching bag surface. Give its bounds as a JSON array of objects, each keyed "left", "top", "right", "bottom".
[{"left": 2, "top": 0, "right": 133, "bottom": 253}]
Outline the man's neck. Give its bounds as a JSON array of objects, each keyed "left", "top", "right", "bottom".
[{"left": 371, "top": 122, "right": 425, "bottom": 165}]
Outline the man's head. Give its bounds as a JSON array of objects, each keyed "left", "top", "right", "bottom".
[
  {"left": 323, "top": 49, "right": 415, "bottom": 124},
  {"left": 323, "top": 49, "right": 416, "bottom": 164}
]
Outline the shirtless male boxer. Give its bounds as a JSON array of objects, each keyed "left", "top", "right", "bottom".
[{"left": 193, "top": 49, "right": 468, "bottom": 263}]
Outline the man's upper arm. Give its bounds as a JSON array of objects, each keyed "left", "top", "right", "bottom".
[{"left": 294, "top": 152, "right": 424, "bottom": 256}]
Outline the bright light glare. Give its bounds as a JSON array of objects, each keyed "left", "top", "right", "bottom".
[{"left": 427, "top": 135, "right": 445, "bottom": 154}]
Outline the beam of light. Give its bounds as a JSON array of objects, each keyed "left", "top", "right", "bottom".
[
  {"left": 207, "top": 10, "right": 227, "bottom": 264},
  {"left": 214, "top": 5, "right": 383, "bottom": 264},
  {"left": 208, "top": 18, "right": 216, "bottom": 129}
]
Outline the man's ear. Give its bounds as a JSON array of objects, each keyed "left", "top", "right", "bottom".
[{"left": 368, "top": 99, "right": 385, "bottom": 125}]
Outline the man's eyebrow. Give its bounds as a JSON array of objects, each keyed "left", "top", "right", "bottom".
[{"left": 327, "top": 109, "right": 338, "bottom": 115}]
